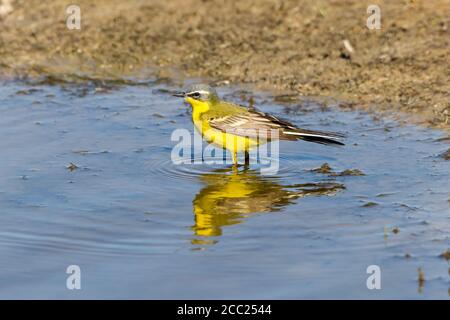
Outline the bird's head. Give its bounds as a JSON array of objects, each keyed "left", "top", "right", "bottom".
[{"left": 173, "top": 84, "right": 219, "bottom": 111}]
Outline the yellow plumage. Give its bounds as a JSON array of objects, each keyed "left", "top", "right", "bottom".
[
  {"left": 174, "top": 84, "right": 345, "bottom": 165},
  {"left": 187, "top": 97, "right": 259, "bottom": 164}
]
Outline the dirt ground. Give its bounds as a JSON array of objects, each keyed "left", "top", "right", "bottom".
[{"left": 0, "top": 0, "right": 449, "bottom": 129}]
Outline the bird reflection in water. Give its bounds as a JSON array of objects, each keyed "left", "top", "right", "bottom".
[{"left": 191, "top": 167, "right": 345, "bottom": 246}]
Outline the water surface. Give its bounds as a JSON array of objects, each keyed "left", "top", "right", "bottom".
[{"left": 0, "top": 80, "right": 448, "bottom": 299}]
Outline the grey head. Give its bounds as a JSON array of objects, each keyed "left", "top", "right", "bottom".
[{"left": 173, "top": 84, "right": 219, "bottom": 101}]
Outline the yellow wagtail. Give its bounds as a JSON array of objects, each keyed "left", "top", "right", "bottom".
[{"left": 173, "top": 84, "right": 345, "bottom": 165}]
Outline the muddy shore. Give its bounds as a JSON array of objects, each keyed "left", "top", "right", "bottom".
[{"left": 0, "top": 0, "right": 449, "bottom": 129}]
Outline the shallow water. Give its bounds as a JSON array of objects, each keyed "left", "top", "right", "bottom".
[{"left": 0, "top": 80, "right": 448, "bottom": 299}]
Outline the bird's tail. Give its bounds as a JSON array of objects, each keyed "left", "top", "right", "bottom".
[{"left": 283, "top": 129, "right": 346, "bottom": 146}]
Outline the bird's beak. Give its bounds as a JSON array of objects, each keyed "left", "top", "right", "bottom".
[{"left": 172, "top": 91, "right": 186, "bottom": 98}]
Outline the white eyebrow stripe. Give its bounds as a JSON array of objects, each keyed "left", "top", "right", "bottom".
[{"left": 188, "top": 90, "right": 210, "bottom": 95}]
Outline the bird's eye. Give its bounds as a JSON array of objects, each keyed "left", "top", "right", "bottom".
[{"left": 192, "top": 92, "right": 201, "bottom": 98}]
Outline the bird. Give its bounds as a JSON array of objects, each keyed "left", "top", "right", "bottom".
[{"left": 173, "top": 84, "right": 345, "bottom": 166}]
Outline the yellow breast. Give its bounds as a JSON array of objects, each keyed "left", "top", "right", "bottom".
[{"left": 187, "top": 97, "right": 259, "bottom": 153}]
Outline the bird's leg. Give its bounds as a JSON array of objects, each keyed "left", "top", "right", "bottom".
[
  {"left": 244, "top": 138, "right": 250, "bottom": 167},
  {"left": 232, "top": 152, "right": 238, "bottom": 166},
  {"left": 244, "top": 150, "right": 250, "bottom": 166}
]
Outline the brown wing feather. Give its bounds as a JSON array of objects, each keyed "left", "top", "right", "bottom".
[
  {"left": 208, "top": 109, "right": 345, "bottom": 145},
  {"left": 208, "top": 110, "right": 296, "bottom": 141}
]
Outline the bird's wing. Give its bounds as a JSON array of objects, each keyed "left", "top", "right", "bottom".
[
  {"left": 207, "top": 109, "right": 294, "bottom": 140},
  {"left": 208, "top": 108, "right": 345, "bottom": 145}
]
